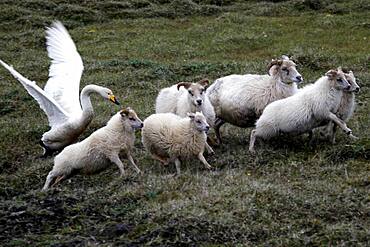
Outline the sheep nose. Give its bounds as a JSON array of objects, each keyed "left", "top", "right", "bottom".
[
  {"left": 196, "top": 99, "right": 202, "bottom": 105},
  {"left": 205, "top": 126, "right": 210, "bottom": 131},
  {"left": 296, "top": 76, "right": 302, "bottom": 82},
  {"left": 354, "top": 87, "right": 360, "bottom": 93},
  {"left": 140, "top": 123, "right": 144, "bottom": 128}
]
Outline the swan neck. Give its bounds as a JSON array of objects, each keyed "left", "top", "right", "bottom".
[{"left": 80, "top": 85, "right": 99, "bottom": 124}]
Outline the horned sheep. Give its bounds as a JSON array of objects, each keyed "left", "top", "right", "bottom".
[
  {"left": 155, "top": 78, "right": 215, "bottom": 153},
  {"left": 249, "top": 68, "right": 357, "bottom": 152},
  {"left": 206, "top": 55, "right": 303, "bottom": 143},
  {"left": 314, "top": 70, "right": 360, "bottom": 143},
  {"left": 42, "top": 107, "right": 143, "bottom": 190},
  {"left": 141, "top": 112, "right": 212, "bottom": 175}
]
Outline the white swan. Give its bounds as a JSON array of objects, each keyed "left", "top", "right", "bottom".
[{"left": 0, "top": 21, "right": 120, "bottom": 157}]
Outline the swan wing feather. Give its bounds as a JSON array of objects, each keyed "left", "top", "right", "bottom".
[
  {"left": 0, "top": 59, "right": 69, "bottom": 127},
  {"left": 44, "top": 21, "right": 84, "bottom": 118}
]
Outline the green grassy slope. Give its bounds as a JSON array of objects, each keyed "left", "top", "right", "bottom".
[{"left": 0, "top": 0, "right": 369, "bottom": 246}]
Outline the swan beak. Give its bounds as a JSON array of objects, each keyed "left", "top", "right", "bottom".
[{"left": 109, "top": 95, "right": 120, "bottom": 105}]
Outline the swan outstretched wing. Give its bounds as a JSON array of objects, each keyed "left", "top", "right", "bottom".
[
  {"left": 44, "top": 21, "right": 84, "bottom": 118},
  {"left": 0, "top": 59, "right": 69, "bottom": 127}
]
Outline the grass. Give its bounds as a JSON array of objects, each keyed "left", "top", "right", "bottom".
[{"left": 0, "top": 0, "right": 369, "bottom": 246}]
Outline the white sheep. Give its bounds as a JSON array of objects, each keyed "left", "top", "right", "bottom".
[
  {"left": 314, "top": 70, "right": 360, "bottom": 143},
  {"left": 206, "top": 55, "right": 303, "bottom": 143},
  {"left": 141, "top": 112, "right": 212, "bottom": 175},
  {"left": 155, "top": 78, "right": 215, "bottom": 153},
  {"left": 42, "top": 107, "right": 143, "bottom": 190},
  {"left": 249, "top": 68, "right": 357, "bottom": 152}
]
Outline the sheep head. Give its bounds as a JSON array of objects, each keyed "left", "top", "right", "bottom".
[
  {"left": 178, "top": 79, "right": 209, "bottom": 107},
  {"left": 120, "top": 107, "right": 143, "bottom": 130},
  {"left": 268, "top": 56, "right": 303, "bottom": 84},
  {"left": 325, "top": 68, "right": 351, "bottom": 91},
  {"left": 341, "top": 68, "right": 360, "bottom": 93},
  {"left": 188, "top": 112, "right": 210, "bottom": 133}
]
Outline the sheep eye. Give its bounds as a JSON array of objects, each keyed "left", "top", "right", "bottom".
[
  {"left": 188, "top": 90, "right": 193, "bottom": 96},
  {"left": 282, "top": 67, "right": 288, "bottom": 71},
  {"left": 337, "top": 79, "right": 342, "bottom": 83},
  {"left": 196, "top": 120, "right": 201, "bottom": 124},
  {"left": 129, "top": 117, "right": 135, "bottom": 121}
]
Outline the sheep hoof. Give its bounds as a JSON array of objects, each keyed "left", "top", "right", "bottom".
[
  {"left": 39, "top": 140, "right": 57, "bottom": 158},
  {"left": 349, "top": 134, "right": 359, "bottom": 140}
]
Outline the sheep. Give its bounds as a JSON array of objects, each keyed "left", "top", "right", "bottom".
[
  {"left": 155, "top": 78, "right": 215, "bottom": 153},
  {"left": 313, "top": 70, "right": 360, "bottom": 144},
  {"left": 141, "top": 112, "right": 212, "bottom": 175},
  {"left": 42, "top": 107, "right": 143, "bottom": 190},
  {"left": 249, "top": 68, "right": 358, "bottom": 153},
  {"left": 206, "top": 55, "right": 303, "bottom": 143}
]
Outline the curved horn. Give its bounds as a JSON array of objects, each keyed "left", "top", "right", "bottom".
[
  {"left": 177, "top": 82, "right": 191, "bottom": 90},
  {"left": 197, "top": 78, "right": 210, "bottom": 86},
  {"left": 267, "top": 59, "right": 283, "bottom": 75},
  {"left": 120, "top": 107, "right": 130, "bottom": 116},
  {"left": 325, "top": 69, "right": 338, "bottom": 79}
]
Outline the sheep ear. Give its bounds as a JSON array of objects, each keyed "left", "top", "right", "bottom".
[
  {"left": 177, "top": 82, "right": 191, "bottom": 90},
  {"left": 187, "top": 112, "right": 195, "bottom": 119},
  {"left": 198, "top": 78, "right": 210, "bottom": 87},
  {"left": 325, "top": 69, "right": 338, "bottom": 79}
]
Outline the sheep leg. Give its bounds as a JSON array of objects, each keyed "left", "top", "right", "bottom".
[
  {"left": 109, "top": 155, "right": 125, "bottom": 177},
  {"left": 330, "top": 122, "right": 337, "bottom": 144},
  {"left": 42, "top": 170, "right": 63, "bottom": 191},
  {"left": 249, "top": 129, "right": 257, "bottom": 153},
  {"left": 197, "top": 153, "right": 212, "bottom": 170},
  {"left": 151, "top": 154, "right": 169, "bottom": 165},
  {"left": 205, "top": 142, "right": 215, "bottom": 155},
  {"left": 127, "top": 154, "right": 141, "bottom": 174},
  {"left": 42, "top": 171, "right": 56, "bottom": 191},
  {"left": 308, "top": 130, "right": 314, "bottom": 146},
  {"left": 328, "top": 113, "right": 357, "bottom": 139},
  {"left": 214, "top": 118, "right": 225, "bottom": 144},
  {"left": 174, "top": 158, "right": 181, "bottom": 176},
  {"left": 51, "top": 175, "right": 66, "bottom": 187}
]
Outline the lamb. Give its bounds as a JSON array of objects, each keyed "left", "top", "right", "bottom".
[
  {"left": 42, "top": 107, "right": 143, "bottom": 190},
  {"left": 314, "top": 70, "right": 360, "bottom": 143},
  {"left": 206, "top": 55, "right": 303, "bottom": 143},
  {"left": 249, "top": 68, "right": 357, "bottom": 152},
  {"left": 141, "top": 112, "right": 212, "bottom": 175},
  {"left": 155, "top": 78, "right": 215, "bottom": 153}
]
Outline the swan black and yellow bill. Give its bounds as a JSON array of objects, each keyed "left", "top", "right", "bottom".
[{"left": 109, "top": 95, "right": 120, "bottom": 105}]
